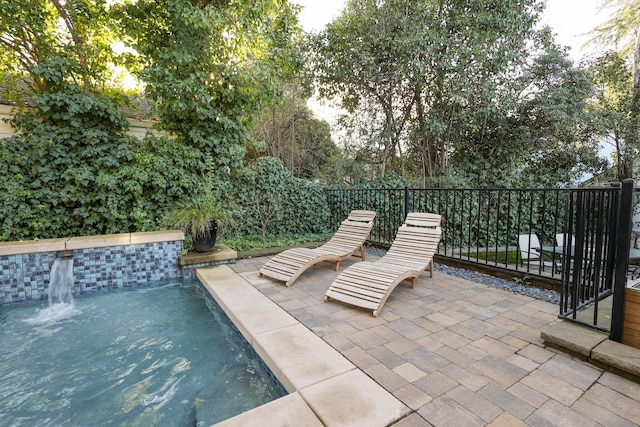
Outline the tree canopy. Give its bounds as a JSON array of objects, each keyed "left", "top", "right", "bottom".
[
  {"left": 113, "top": 0, "right": 303, "bottom": 171},
  {"left": 586, "top": 0, "right": 640, "bottom": 180},
  {"left": 0, "top": 0, "right": 634, "bottom": 242},
  {"left": 0, "top": 0, "right": 306, "bottom": 240},
  {"left": 0, "top": 0, "right": 123, "bottom": 99},
  {"left": 307, "top": 0, "right": 544, "bottom": 183},
  {"left": 306, "top": 0, "right": 609, "bottom": 187}
]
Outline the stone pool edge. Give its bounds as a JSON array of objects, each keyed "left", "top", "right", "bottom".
[
  {"left": 0, "top": 231, "right": 185, "bottom": 256},
  {"left": 196, "top": 265, "right": 410, "bottom": 427}
]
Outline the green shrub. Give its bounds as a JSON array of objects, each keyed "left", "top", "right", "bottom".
[
  {"left": 354, "top": 174, "right": 410, "bottom": 189},
  {"left": 0, "top": 80, "right": 331, "bottom": 244},
  {"left": 223, "top": 233, "right": 332, "bottom": 252},
  {"left": 229, "top": 157, "right": 331, "bottom": 240},
  {"left": 0, "top": 81, "right": 205, "bottom": 240}
]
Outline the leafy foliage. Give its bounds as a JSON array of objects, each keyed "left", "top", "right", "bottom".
[
  {"left": 353, "top": 174, "right": 410, "bottom": 189},
  {"left": 250, "top": 83, "right": 338, "bottom": 179},
  {"left": 589, "top": 0, "right": 640, "bottom": 62},
  {"left": 162, "top": 185, "right": 230, "bottom": 240},
  {"left": 229, "top": 157, "right": 331, "bottom": 240},
  {"left": 307, "top": 0, "right": 545, "bottom": 184},
  {"left": 223, "top": 233, "right": 332, "bottom": 252},
  {"left": 587, "top": 52, "right": 639, "bottom": 180},
  {"left": 586, "top": 0, "right": 640, "bottom": 180},
  {"left": 0, "top": 0, "right": 631, "bottom": 247},
  {"left": 0, "top": 0, "right": 123, "bottom": 98},
  {"left": 115, "top": 0, "right": 303, "bottom": 171},
  {"left": 452, "top": 32, "right": 604, "bottom": 187},
  {"left": 0, "top": 0, "right": 307, "bottom": 242},
  {"left": 0, "top": 76, "right": 203, "bottom": 240}
]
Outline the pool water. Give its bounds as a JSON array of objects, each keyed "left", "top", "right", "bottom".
[{"left": 0, "top": 281, "right": 284, "bottom": 426}]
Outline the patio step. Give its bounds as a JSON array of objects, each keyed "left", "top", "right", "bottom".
[{"left": 542, "top": 321, "right": 640, "bottom": 381}]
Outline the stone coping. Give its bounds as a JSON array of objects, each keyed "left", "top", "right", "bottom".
[
  {"left": 0, "top": 230, "right": 184, "bottom": 256},
  {"left": 196, "top": 265, "right": 410, "bottom": 427},
  {"left": 178, "top": 244, "right": 237, "bottom": 266}
]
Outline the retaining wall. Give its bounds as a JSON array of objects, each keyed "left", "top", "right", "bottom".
[{"left": 0, "top": 231, "right": 184, "bottom": 304}]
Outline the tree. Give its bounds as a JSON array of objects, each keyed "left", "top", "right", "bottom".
[
  {"left": 231, "top": 157, "right": 330, "bottom": 240},
  {"left": 115, "top": 0, "right": 303, "bottom": 172},
  {"left": 250, "top": 84, "right": 338, "bottom": 179},
  {"left": 307, "top": 0, "right": 544, "bottom": 184},
  {"left": 447, "top": 38, "right": 604, "bottom": 188},
  {"left": 587, "top": 0, "right": 640, "bottom": 179},
  {"left": 590, "top": 0, "right": 639, "bottom": 81},
  {"left": 588, "top": 52, "right": 638, "bottom": 180},
  {"left": 306, "top": 0, "right": 425, "bottom": 177},
  {"left": 0, "top": 0, "right": 122, "bottom": 99}
]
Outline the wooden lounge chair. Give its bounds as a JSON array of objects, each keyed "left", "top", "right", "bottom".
[
  {"left": 324, "top": 212, "right": 442, "bottom": 317},
  {"left": 258, "top": 210, "right": 376, "bottom": 287}
]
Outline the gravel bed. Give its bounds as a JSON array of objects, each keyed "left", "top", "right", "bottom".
[
  {"left": 434, "top": 264, "right": 560, "bottom": 305},
  {"left": 365, "top": 247, "right": 561, "bottom": 305}
]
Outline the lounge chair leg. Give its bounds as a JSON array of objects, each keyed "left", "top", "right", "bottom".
[
  {"left": 429, "top": 259, "right": 434, "bottom": 278},
  {"left": 360, "top": 244, "right": 366, "bottom": 261},
  {"left": 411, "top": 277, "right": 416, "bottom": 288},
  {"left": 334, "top": 261, "right": 340, "bottom": 271}
]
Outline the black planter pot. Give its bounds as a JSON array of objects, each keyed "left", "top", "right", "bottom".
[{"left": 193, "top": 221, "right": 218, "bottom": 252}]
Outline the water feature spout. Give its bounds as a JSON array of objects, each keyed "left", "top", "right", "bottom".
[
  {"left": 49, "top": 251, "right": 75, "bottom": 305},
  {"left": 56, "top": 250, "right": 74, "bottom": 259}
]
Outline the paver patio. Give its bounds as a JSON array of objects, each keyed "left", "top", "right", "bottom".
[{"left": 227, "top": 253, "right": 640, "bottom": 426}]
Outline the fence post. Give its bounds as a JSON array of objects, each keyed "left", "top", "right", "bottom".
[
  {"left": 610, "top": 178, "right": 634, "bottom": 342},
  {"left": 404, "top": 187, "right": 410, "bottom": 219}
]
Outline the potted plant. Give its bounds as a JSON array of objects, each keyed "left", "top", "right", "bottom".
[{"left": 163, "top": 186, "right": 231, "bottom": 252}]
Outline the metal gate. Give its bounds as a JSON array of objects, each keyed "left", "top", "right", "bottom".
[{"left": 557, "top": 179, "right": 634, "bottom": 341}]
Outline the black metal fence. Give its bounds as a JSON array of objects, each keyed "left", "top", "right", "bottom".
[
  {"left": 325, "top": 187, "right": 615, "bottom": 279},
  {"left": 324, "top": 183, "right": 635, "bottom": 338}
]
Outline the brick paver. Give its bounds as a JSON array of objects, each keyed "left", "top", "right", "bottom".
[{"left": 231, "top": 256, "right": 640, "bottom": 426}]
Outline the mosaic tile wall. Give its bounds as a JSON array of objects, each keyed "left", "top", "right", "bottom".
[
  {"left": 1, "top": 252, "right": 56, "bottom": 303},
  {"left": 1, "top": 240, "right": 183, "bottom": 304}
]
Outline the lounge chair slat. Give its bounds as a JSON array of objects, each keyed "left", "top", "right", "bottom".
[
  {"left": 261, "top": 264, "right": 300, "bottom": 276},
  {"left": 328, "top": 282, "right": 386, "bottom": 299},
  {"left": 333, "top": 276, "right": 393, "bottom": 291},
  {"left": 260, "top": 269, "right": 295, "bottom": 282}
]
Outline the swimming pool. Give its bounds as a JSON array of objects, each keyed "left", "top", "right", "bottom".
[{"left": 0, "top": 280, "right": 284, "bottom": 426}]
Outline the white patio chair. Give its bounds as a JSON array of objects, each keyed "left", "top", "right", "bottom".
[
  {"left": 555, "top": 233, "right": 576, "bottom": 248},
  {"left": 517, "top": 234, "right": 556, "bottom": 271},
  {"left": 555, "top": 233, "right": 578, "bottom": 273}
]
